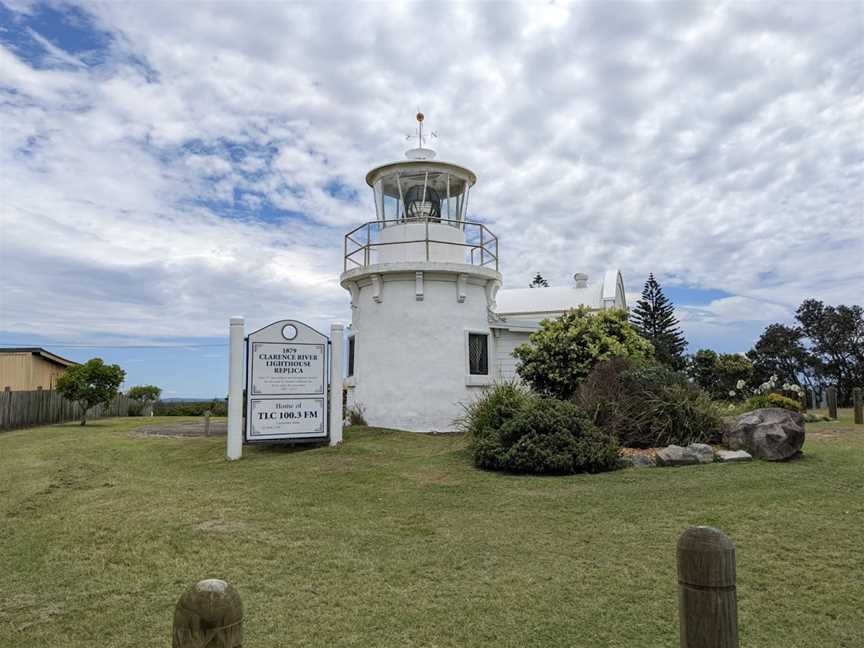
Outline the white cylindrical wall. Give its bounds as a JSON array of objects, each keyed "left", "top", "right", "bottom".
[
  {"left": 347, "top": 272, "right": 493, "bottom": 432},
  {"left": 377, "top": 223, "right": 467, "bottom": 264}
]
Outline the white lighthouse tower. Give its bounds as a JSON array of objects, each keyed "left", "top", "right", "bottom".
[{"left": 340, "top": 114, "right": 502, "bottom": 432}]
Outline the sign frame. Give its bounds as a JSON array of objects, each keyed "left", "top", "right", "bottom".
[{"left": 244, "top": 319, "right": 330, "bottom": 444}]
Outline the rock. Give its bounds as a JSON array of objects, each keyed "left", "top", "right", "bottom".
[
  {"left": 687, "top": 443, "right": 715, "bottom": 464},
  {"left": 723, "top": 407, "right": 805, "bottom": 461},
  {"left": 627, "top": 454, "right": 654, "bottom": 468},
  {"left": 656, "top": 445, "right": 699, "bottom": 467},
  {"left": 716, "top": 449, "right": 752, "bottom": 463}
]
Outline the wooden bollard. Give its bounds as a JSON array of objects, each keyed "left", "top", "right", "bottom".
[
  {"left": 677, "top": 526, "right": 739, "bottom": 648},
  {"left": 854, "top": 388, "right": 863, "bottom": 425},
  {"left": 827, "top": 386, "right": 838, "bottom": 419},
  {"left": 204, "top": 410, "right": 212, "bottom": 437},
  {"left": 173, "top": 579, "right": 243, "bottom": 648}
]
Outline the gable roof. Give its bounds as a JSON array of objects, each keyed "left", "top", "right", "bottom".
[{"left": 0, "top": 348, "right": 79, "bottom": 367}]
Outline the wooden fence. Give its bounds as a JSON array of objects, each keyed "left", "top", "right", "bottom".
[{"left": 0, "top": 389, "right": 132, "bottom": 432}]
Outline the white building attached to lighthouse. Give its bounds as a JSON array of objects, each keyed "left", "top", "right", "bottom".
[{"left": 340, "top": 124, "right": 626, "bottom": 432}]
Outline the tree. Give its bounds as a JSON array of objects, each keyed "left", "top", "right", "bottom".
[
  {"left": 513, "top": 306, "right": 654, "bottom": 399},
  {"left": 746, "top": 324, "right": 816, "bottom": 391},
  {"left": 529, "top": 273, "right": 549, "bottom": 288},
  {"left": 796, "top": 299, "right": 864, "bottom": 405},
  {"left": 55, "top": 358, "right": 126, "bottom": 426},
  {"left": 127, "top": 385, "right": 162, "bottom": 416},
  {"left": 686, "top": 349, "right": 753, "bottom": 400},
  {"left": 630, "top": 274, "right": 687, "bottom": 370}
]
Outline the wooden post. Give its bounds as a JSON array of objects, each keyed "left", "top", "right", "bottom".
[
  {"left": 204, "top": 410, "right": 211, "bottom": 437},
  {"left": 172, "top": 579, "right": 243, "bottom": 648},
  {"left": 677, "top": 526, "right": 739, "bottom": 648},
  {"left": 827, "top": 386, "right": 838, "bottom": 419},
  {"left": 854, "top": 388, "right": 863, "bottom": 425}
]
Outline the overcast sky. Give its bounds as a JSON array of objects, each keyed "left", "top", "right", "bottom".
[{"left": 1, "top": 1, "right": 862, "bottom": 396}]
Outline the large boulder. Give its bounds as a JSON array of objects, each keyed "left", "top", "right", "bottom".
[{"left": 723, "top": 408, "right": 805, "bottom": 461}]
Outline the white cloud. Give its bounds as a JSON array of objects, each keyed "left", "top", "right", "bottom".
[{"left": 0, "top": 0, "right": 861, "bottom": 349}]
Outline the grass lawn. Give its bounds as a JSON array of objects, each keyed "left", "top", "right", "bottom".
[{"left": 1, "top": 411, "right": 862, "bottom": 647}]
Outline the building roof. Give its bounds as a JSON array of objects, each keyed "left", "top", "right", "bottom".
[
  {"left": 495, "top": 270, "right": 626, "bottom": 316},
  {"left": 0, "top": 348, "right": 79, "bottom": 367}
]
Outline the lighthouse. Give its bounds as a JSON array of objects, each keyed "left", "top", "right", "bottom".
[{"left": 340, "top": 114, "right": 502, "bottom": 432}]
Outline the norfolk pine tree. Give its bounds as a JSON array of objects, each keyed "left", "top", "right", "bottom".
[
  {"left": 529, "top": 273, "right": 549, "bottom": 288},
  {"left": 631, "top": 274, "right": 688, "bottom": 370}
]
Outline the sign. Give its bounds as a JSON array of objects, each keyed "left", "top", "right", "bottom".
[{"left": 245, "top": 320, "right": 329, "bottom": 443}]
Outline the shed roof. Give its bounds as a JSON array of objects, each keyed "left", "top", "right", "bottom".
[{"left": 0, "top": 348, "right": 79, "bottom": 367}]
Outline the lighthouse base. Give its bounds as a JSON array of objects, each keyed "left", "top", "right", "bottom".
[{"left": 341, "top": 263, "right": 501, "bottom": 433}]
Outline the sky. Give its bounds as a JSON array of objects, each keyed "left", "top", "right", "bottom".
[{"left": 1, "top": 0, "right": 862, "bottom": 397}]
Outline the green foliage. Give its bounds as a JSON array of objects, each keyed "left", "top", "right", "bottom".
[
  {"left": 127, "top": 385, "right": 161, "bottom": 403},
  {"left": 743, "top": 393, "right": 804, "bottom": 413},
  {"left": 514, "top": 307, "right": 654, "bottom": 399},
  {"left": 153, "top": 400, "right": 227, "bottom": 416},
  {"left": 746, "top": 324, "right": 814, "bottom": 391},
  {"left": 630, "top": 273, "right": 687, "bottom": 370},
  {"left": 795, "top": 299, "right": 863, "bottom": 406},
  {"left": 127, "top": 385, "right": 161, "bottom": 416},
  {"left": 687, "top": 349, "right": 754, "bottom": 400},
  {"left": 460, "top": 382, "right": 619, "bottom": 475},
  {"left": 55, "top": 358, "right": 125, "bottom": 426},
  {"left": 578, "top": 358, "right": 725, "bottom": 448}
]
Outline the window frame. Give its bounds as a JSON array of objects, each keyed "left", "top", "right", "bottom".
[{"left": 464, "top": 329, "right": 493, "bottom": 386}]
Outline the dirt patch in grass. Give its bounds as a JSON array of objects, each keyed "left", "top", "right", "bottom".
[{"left": 129, "top": 419, "right": 227, "bottom": 438}]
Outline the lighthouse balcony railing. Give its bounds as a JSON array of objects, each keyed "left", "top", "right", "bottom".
[{"left": 343, "top": 217, "right": 499, "bottom": 272}]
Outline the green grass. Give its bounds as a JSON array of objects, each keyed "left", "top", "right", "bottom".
[{"left": 1, "top": 412, "right": 863, "bottom": 647}]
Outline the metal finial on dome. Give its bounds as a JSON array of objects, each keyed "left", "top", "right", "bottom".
[{"left": 405, "top": 110, "right": 437, "bottom": 160}]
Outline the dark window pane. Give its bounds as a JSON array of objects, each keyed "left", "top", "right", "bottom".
[
  {"left": 347, "top": 337, "right": 355, "bottom": 377},
  {"left": 469, "top": 333, "right": 488, "bottom": 375}
]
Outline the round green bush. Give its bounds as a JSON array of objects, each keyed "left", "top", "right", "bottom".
[
  {"left": 513, "top": 307, "right": 654, "bottom": 400},
  {"left": 460, "top": 383, "right": 619, "bottom": 475},
  {"left": 743, "top": 393, "right": 804, "bottom": 413}
]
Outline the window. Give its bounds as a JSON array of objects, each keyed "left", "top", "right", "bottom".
[
  {"left": 347, "top": 336, "right": 355, "bottom": 377},
  {"left": 468, "top": 333, "right": 489, "bottom": 375}
]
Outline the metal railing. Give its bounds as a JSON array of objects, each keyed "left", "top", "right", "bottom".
[{"left": 343, "top": 217, "right": 499, "bottom": 272}]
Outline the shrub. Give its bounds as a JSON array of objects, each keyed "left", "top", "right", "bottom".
[
  {"left": 578, "top": 358, "right": 725, "bottom": 448},
  {"left": 687, "top": 349, "right": 754, "bottom": 401},
  {"left": 743, "top": 393, "right": 804, "bottom": 413},
  {"left": 127, "top": 401, "right": 144, "bottom": 417},
  {"left": 346, "top": 404, "right": 368, "bottom": 426},
  {"left": 460, "top": 382, "right": 619, "bottom": 475},
  {"left": 153, "top": 400, "right": 228, "bottom": 416},
  {"left": 513, "top": 307, "right": 654, "bottom": 400}
]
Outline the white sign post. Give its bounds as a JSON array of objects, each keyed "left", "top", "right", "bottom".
[
  {"left": 245, "top": 320, "right": 329, "bottom": 444},
  {"left": 226, "top": 316, "right": 245, "bottom": 461}
]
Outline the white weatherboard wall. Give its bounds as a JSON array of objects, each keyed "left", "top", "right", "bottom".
[
  {"left": 345, "top": 267, "right": 497, "bottom": 432},
  {"left": 492, "top": 329, "right": 529, "bottom": 381}
]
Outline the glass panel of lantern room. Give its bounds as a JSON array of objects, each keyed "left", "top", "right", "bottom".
[
  {"left": 373, "top": 179, "right": 384, "bottom": 222},
  {"left": 383, "top": 194, "right": 399, "bottom": 222},
  {"left": 460, "top": 185, "right": 470, "bottom": 222}
]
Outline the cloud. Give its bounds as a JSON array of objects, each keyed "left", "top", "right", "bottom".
[{"left": 0, "top": 0, "right": 861, "bottom": 352}]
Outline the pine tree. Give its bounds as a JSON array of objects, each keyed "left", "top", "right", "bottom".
[
  {"left": 529, "top": 273, "right": 549, "bottom": 288},
  {"left": 631, "top": 274, "right": 687, "bottom": 369}
]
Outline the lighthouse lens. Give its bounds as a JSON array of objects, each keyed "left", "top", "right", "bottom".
[{"left": 404, "top": 185, "right": 441, "bottom": 221}]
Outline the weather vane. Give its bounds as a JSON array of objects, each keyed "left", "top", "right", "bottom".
[{"left": 406, "top": 110, "right": 437, "bottom": 149}]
